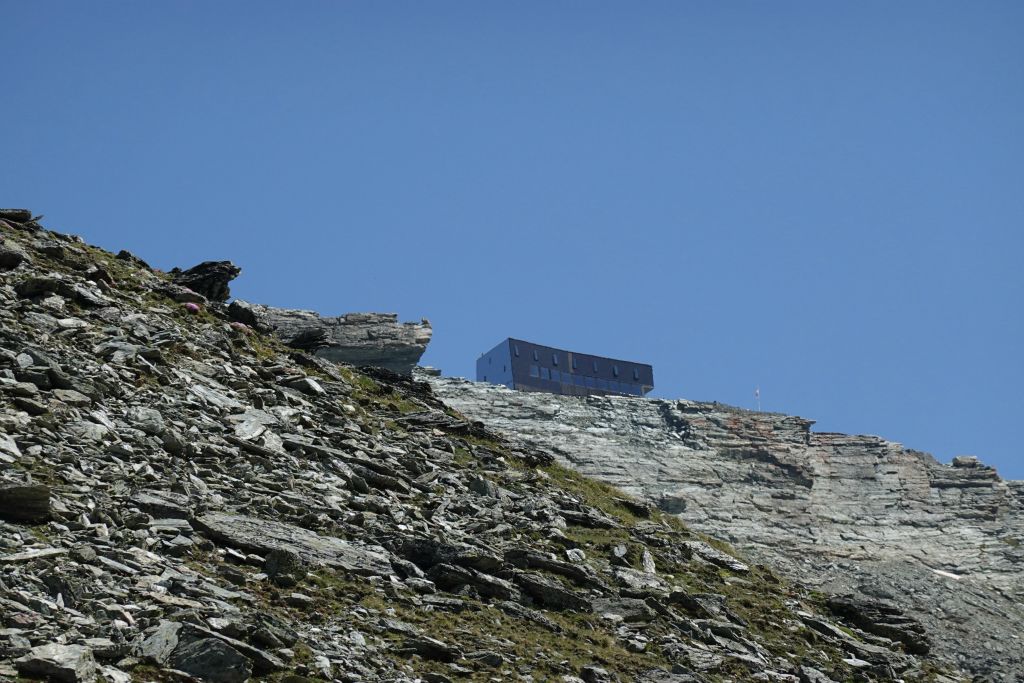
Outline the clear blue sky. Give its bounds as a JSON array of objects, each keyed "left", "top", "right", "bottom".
[{"left": 4, "top": 2, "right": 1022, "bottom": 478}]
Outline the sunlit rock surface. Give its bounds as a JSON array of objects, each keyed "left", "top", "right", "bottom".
[{"left": 427, "top": 372, "right": 1024, "bottom": 679}]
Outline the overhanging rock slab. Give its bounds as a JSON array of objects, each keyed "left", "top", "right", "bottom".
[{"left": 233, "top": 303, "right": 431, "bottom": 375}]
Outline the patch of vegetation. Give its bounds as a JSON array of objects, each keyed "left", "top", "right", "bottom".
[
  {"left": 128, "top": 664, "right": 179, "bottom": 683},
  {"left": 361, "top": 589, "right": 670, "bottom": 680},
  {"left": 540, "top": 460, "right": 640, "bottom": 526},
  {"left": 238, "top": 332, "right": 283, "bottom": 362},
  {"left": 452, "top": 447, "right": 475, "bottom": 467},
  {"left": 27, "top": 524, "right": 58, "bottom": 544},
  {"left": 335, "top": 367, "right": 422, "bottom": 414},
  {"left": 459, "top": 432, "right": 507, "bottom": 451},
  {"left": 560, "top": 524, "right": 632, "bottom": 550}
]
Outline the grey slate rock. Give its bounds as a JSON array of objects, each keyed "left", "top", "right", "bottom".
[
  {"left": 581, "top": 665, "right": 619, "bottom": 683},
  {"left": 514, "top": 572, "right": 593, "bottom": 612},
  {"left": 136, "top": 620, "right": 182, "bottom": 664},
  {"left": 0, "top": 433, "right": 22, "bottom": 463},
  {"left": 130, "top": 490, "right": 192, "bottom": 519},
  {"left": 280, "top": 376, "right": 324, "bottom": 396},
  {"left": 0, "top": 483, "right": 49, "bottom": 522},
  {"left": 682, "top": 541, "right": 749, "bottom": 574},
  {"left": 69, "top": 544, "right": 97, "bottom": 563},
  {"left": 799, "top": 665, "right": 839, "bottom": 683},
  {"left": 263, "top": 548, "right": 307, "bottom": 587},
  {"left": 169, "top": 637, "right": 252, "bottom": 683},
  {"left": 426, "top": 563, "right": 519, "bottom": 601},
  {"left": 0, "top": 244, "right": 27, "bottom": 270},
  {"left": 468, "top": 475, "right": 500, "bottom": 498},
  {"left": 245, "top": 303, "right": 432, "bottom": 375},
  {"left": 194, "top": 511, "right": 393, "bottom": 576},
  {"left": 399, "top": 635, "right": 461, "bottom": 662},
  {"left": 827, "top": 595, "right": 931, "bottom": 655},
  {"left": 15, "top": 643, "right": 97, "bottom": 683},
  {"left": 591, "top": 597, "right": 657, "bottom": 622},
  {"left": 126, "top": 406, "right": 165, "bottom": 435},
  {"left": 182, "top": 624, "right": 285, "bottom": 674},
  {"left": 227, "top": 299, "right": 272, "bottom": 332}
]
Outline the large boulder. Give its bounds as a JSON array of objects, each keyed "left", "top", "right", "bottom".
[{"left": 234, "top": 302, "right": 431, "bottom": 375}]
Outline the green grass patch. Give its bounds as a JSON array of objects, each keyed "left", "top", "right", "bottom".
[{"left": 540, "top": 461, "right": 640, "bottom": 526}]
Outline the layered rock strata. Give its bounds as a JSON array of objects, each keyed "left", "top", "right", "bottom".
[
  {"left": 427, "top": 374, "right": 1024, "bottom": 680},
  {"left": 234, "top": 303, "right": 432, "bottom": 375}
]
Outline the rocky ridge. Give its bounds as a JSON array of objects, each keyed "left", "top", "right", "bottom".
[
  {"left": 426, "top": 375, "right": 1024, "bottom": 681},
  {"left": 0, "top": 211, "right": 967, "bottom": 683}
]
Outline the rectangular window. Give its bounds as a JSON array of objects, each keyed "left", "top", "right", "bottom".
[
  {"left": 612, "top": 365, "right": 619, "bottom": 377},
  {"left": 633, "top": 368, "right": 640, "bottom": 381},
  {"left": 541, "top": 367, "right": 551, "bottom": 380},
  {"left": 585, "top": 376, "right": 596, "bottom": 388},
  {"left": 513, "top": 344, "right": 520, "bottom": 357},
  {"left": 574, "top": 375, "right": 585, "bottom": 386},
  {"left": 552, "top": 353, "right": 559, "bottom": 366},
  {"left": 572, "top": 357, "right": 578, "bottom": 369},
  {"left": 593, "top": 360, "right": 599, "bottom": 372},
  {"left": 551, "top": 369, "right": 560, "bottom": 382},
  {"left": 529, "top": 365, "right": 539, "bottom": 378},
  {"left": 533, "top": 349, "right": 539, "bottom": 361}
]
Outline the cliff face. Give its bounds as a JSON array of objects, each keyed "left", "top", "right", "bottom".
[{"left": 427, "top": 375, "right": 1024, "bottom": 680}]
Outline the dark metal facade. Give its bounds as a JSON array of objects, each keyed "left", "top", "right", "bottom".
[{"left": 477, "top": 338, "right": 654, "bottom": 397}]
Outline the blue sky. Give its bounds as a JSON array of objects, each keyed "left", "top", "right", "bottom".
[{"left": 3, "top": 2, "right": 1022, "bottom": 478}]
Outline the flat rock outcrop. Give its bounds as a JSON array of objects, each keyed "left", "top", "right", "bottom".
[
  {"left": 427, "top": 373, "right": 1024, "bottom": 680},
  {"left": 239, "top": 304, "right": 432, "bottom": 374}
]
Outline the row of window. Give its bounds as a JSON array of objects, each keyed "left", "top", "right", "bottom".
[
  {"left": 525, "top": 365, "right": 644, "bottom": 395},
  {"left": 514, "top": 344, "right": 641, "bottom": 380}
]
